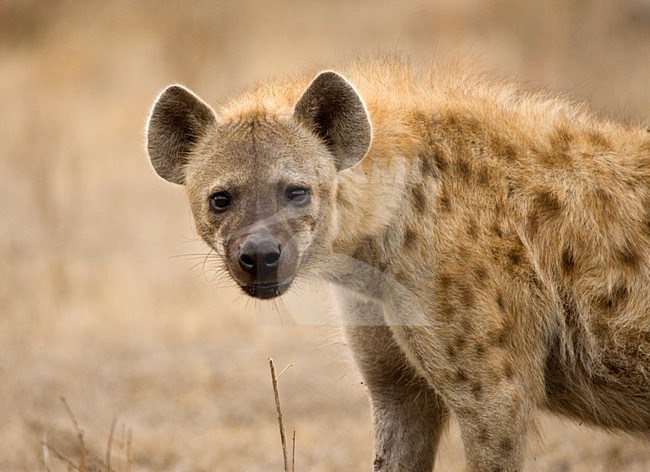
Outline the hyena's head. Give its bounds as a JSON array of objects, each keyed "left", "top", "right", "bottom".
[{"left": 146, "top": 72, "right": 371, "bottom": 299}]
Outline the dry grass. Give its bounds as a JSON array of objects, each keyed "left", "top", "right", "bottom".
[
  {"left": 1, "top": 1, "right": 649, "bottom": 470},
  {"left": 41, "top": 398, "right": 133, "bottom": 472}
]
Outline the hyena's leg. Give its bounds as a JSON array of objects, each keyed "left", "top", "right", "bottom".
[
  {"left": 342, "top": 298, "right": 449, "bottom": 472},
  {"left": 391, "top": 323, "right": 542, "bottom": 472},
  {"left": 452, "top": 383, "right": 533, "bottom": 472}
]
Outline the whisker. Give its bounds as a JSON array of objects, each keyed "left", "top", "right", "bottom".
[
  {"left": 273, "top": 298, "right": 286, "bottom": 326},
  {"left": 169, "top": 253, "right": 220, "bottom": 260},
  {"left": 201, "top": 249, "right": 215, "bottom": 283}
]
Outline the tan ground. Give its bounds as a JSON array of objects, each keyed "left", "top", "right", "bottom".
[{"left": 1, "top": 1, "right": 649, "bottom": 470}]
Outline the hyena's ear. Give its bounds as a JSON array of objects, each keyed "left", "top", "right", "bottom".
[
  {"left": 294, "top": 71, "right": 371, "bottom": 171},
  {"left": 146, "top": 85, "right": 216, "bottom": 185}
]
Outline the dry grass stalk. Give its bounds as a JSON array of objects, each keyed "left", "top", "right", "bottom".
[
  {"left": 41, "top": 399, "right": 133, "bottom": 472},
  {"left": 45, "top": 445, "right": 80, "bottom": 471},
  {"left": 42, "top": 431, "right": 53, "bottom": 472},
  {"left": 292, "top": 430, "right": 296, "bottom": 472},
  {"left": 269, "top": 358, "right": 294, "bottom": 472},
  {"left": 60, "top": 397, "right": 87, "bottom": 471},
  {"left": 125, "top": 428, "right": 133, "bottom": 472},
  {"left": 106, "top": 417, "right": 117, "bottom": 472}
]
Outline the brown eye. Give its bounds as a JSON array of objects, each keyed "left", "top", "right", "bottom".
[
  {"left": 209, "top": 191, "right": 232, "bottom": 212},
  {"left": 287, "top": 187, "right": 310, "bottom": 206}
]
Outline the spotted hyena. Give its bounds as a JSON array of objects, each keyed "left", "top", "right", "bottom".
[{"left": 146, "top": 60, "right": 650, "bottom": 471}]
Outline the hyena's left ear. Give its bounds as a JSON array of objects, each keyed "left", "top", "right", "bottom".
[
  {"left": 146, "top": 85, "right": 217, "bottom": 185},
  {"left": 294, "top": 71, "right": 371, "bottom": 171}
]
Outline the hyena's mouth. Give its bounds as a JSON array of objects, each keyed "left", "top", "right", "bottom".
[{"left": 241, "top": 277, "right": 294, "bottom": 300}]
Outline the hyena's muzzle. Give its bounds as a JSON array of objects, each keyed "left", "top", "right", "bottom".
[{"left": 225, "top": 222, "right": 299, "bottom": 300}]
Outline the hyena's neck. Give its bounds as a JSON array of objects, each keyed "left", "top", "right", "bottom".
[{"left": 331, "top": 127, "right": 419, "bottom": 265}]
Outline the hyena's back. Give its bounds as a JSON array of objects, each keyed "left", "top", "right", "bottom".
[
  {"left": 385, "top": 63, "right": 650, "bottom": 433},
  {"left": 287, "top": 61, "right": 650, "bottom": 432}
]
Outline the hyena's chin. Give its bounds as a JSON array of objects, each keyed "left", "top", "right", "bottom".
[{"left": 240, "top": 276, "right": 294, "bottom": 300}]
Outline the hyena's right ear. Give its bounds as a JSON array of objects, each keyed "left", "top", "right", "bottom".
[
  {"left": 294, "top": 71, "right": 372, "bottom": 171},
  {"left": 146, "top": 85, "right": 216, "bottom": 185}
]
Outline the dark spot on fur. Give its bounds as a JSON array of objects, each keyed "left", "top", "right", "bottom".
[
  {"left": 528, "top": 190, "right": 563, "bottom": 237},
  {"left": 498, "top": 331, "right": 508, "bottom": 348},
  {"left": 447, "top": 344, "right": 457, "bottom": 359},
  {"left": 503, "top": 361, "right": 514, "bottom": 380},
  {"left": 594, "top": 187, "right": 612, "bottom": 205},
  {"left": 455, "top": 368, "right": 469, "bottom": 382},
  {"left": 491, "top": 224, "right": 503, "bottom": 238},
  {"left": 471, "top": 382, "right": 483, "bottom": 400},
  {"left": 403, "top": 227, "right": 418, "bottom": 250},
  {"left": 445, "top": 112, "right": 460, "bottom": 128},
  {"left": 475, "top": 343, "right": 486, "bottom": 357},
  {"left": 561, "top": 246, "right": 576, "bottom": 274},
  {"left": 489, "top": 328, "right": 508, "bottom": 348},
  {"left": 541, "top": 129, "right": 576, "bottom": 166},
  {"left": 502, "top": 143, "right": 518, "bottom": 161},
  {"left": 474, "top": 265, "right": 488, "bottom": 286},
  {"left": 434, "top": 147, "right": 449, "bottom": 174},
  {"left": 610, "top": 284, "right": 628, "bottom": 305},
  {"left": 477, "top": 166, "right": 490, "bottom": 186},
  {"left": 353, "top": 236, "right": 387, "bottom": 271},
  {"left": 455, "top": 159, "right": 472, "bottom": 181},
  {"left": 536, "top": 190, "right": 562, "bottom": 214},
  {"left": 493, "top": 137, "right": 518, "bottom": 161},
  {"left": 394, "top": 270, "right": 409, "bottom": 284},
  {"left": 419, "top": 152, "right": 438, "bottom": 179},
  {"left": 439, "top": 274, "right": 452, "bottom": 291},
  {"left": 528, "top": 271, "right": 543, "bottom": 291},
  {"left": 587, "top": 131, "right": 611, "bottom": 150},
  {"left": 373, "top": 456, "right": 385, "bottom": 471},
  {"left": 595, "top": 284, "right": 629, "bottom": 313},
  {"left": 551, "top": 127, "right": 574, "bottom": 151},
  {"left": 411, "top": 185, "right": 427, "bottom": 214},
  {"left": 478, "top": 426, "right": 489, "bottom": 443},
  {"left": 494, "top": 201, "right": 505, "bottom": 217},
  {"left": 412, "top": 111, "right": 428, "bottom": 124},
  {"left": 508, "top": 247, "right": 524, "bottom": 267},
  {"left": 496, "top": 292, "right": 505, "bottom": 311},
  {"left": 467, "top": 218, "right": 479, "bottom": 239},
  {"left": 615, "top": 245, "right": 641, "bottom": 270},
  {"left": 440, "top": 299, "right": 455, "bottom": 322},
  {"left": 461, "top": 285, "right": 476, "bottom": 309},
  {"left": 507, "top": 181, "right": 515, "bottom": 198},
  {"left": 455, "top": 335, "right": 467, "bottom": 352},
  {"left": 438, "top": 191, "right": 452, "bottom": 212},
  {"left": 466, "top": 117, "right": 482, "bottom": 133},
  {"left": 500, "top": 437, "right": 514, "bottom": 453}
]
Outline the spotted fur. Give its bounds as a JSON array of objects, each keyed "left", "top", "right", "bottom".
[{"left": 147, "top": 59, "right": 650, "bottom": 471}]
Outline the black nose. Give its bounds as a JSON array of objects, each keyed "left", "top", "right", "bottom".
[{"left": 237, "top": 235, "right": 282, "bottom": 277}]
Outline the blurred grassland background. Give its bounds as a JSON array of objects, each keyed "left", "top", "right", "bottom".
[{"left": 1, "top": 0, "right": 649, "bottom": 470}]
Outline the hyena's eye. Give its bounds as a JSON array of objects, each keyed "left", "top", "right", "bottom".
[
  {"left": 287, "top": 187, "right": 310, "bottom": 206},
  {"left": 208, "top": 191, "right": 232, "bottom": 212}
]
